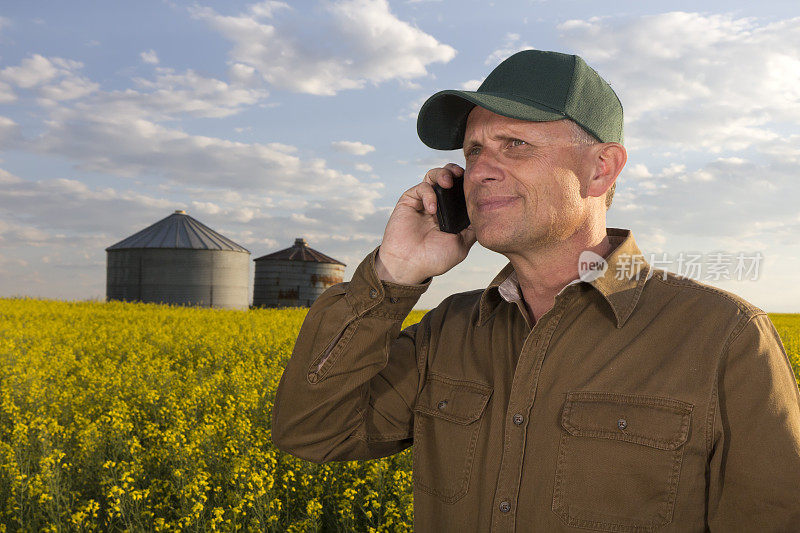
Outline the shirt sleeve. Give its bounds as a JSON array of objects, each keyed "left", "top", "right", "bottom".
[
  {"left": 707, "top": 312, "right": 800, "bottom": 530},
  {"left": 271, "top": 245, "right": 432, "bottom": 463}
]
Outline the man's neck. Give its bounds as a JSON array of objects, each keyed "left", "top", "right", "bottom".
[{"left": 506, "top": 224, "right": 612, "bottom": 326}]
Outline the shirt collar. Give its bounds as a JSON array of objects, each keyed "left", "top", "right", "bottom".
[{"left": 477, "top": 227, "right": 651, "bottom": 329}]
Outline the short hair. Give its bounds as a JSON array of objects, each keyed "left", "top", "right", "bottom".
[{"left": 565, "top": 119, "right": 615, "bottom": 210}]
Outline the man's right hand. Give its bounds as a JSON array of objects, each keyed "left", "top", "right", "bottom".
[{"left": 375, "top": 163, "right": 478, "bottom": 285}]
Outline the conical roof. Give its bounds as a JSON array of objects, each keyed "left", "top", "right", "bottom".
[
  {"left": 106, "top": 210, "right": 249, "bottom": 252},
  {"left": 254, "top": 237, "right": 345, "bottom": 265}
]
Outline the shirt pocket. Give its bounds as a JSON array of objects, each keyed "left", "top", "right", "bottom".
[
  {"left": 552, "top": 391, "right": 693, "bottom": 532},
  {"left": 413, "top": 373, "right": 493, "bottom": 504}
]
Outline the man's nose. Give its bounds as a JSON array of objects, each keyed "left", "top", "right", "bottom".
[{"left": 465, "top": 149, "right": 503, "bottom": 184}]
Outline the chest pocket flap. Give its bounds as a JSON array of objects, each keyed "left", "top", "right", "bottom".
[
  {"left": 413, "top": 373, "right": 492, "bottom": 503},
  {"left": 415, "top": 374, "right": 492, "bottom": 425},
  {"left": 561, "top": 391, "right": 693, "bottom": 450}
]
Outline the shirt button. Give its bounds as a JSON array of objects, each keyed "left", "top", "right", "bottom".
[
  {"left": 390, "top": 296, "right": 398, "bottom": 303},
  {"left": 308, "top": 372, "right": 319, "bottom": 383},
  {"left": 618, "top": 418, "right": 627, "bottom": 430},
  {"left": 437, "top": 400, "right": 448, "bottom": 410},
  {"left": 499, "top": 500, "right": 511, "bottom": 513},
  {"left": 369, "top": 288, "right": 378, "bottom": 298},
  {"left": 513, "top": 413, "right": 524, "bottom": 425}
]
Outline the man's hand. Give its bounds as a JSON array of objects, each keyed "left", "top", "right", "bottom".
[{"left": 376, "top": 163, "right": 477, "bottom": 284}]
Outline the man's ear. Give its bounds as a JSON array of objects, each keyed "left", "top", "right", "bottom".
[{"left": 587, "top": 143, "right": 626, "bottom": 199}]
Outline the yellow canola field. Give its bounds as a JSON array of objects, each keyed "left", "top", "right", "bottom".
[{"left": 0, "top": 297, "right": 798, "bottom": 531}]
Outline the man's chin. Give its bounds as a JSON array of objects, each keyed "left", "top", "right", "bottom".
[
  {"left": 475, "top": 223, "right": 552, "bottom": 255},
  {"left": 475, "top": 227, "right": 520, "bottom": 255}
]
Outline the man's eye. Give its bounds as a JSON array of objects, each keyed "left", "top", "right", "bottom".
[
  {"left": 466, "top": 146, "right": 481, "bottom": 157},
  {"left": 511, "top": 139, "right": 527, "bottom": 147}
]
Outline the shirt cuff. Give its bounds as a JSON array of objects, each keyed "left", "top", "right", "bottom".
[{"left": 345, "top": 245, "right": 432, "bottom": 316}]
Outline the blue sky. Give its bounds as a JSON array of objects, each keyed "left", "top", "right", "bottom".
[{"left": 1, "top": 1, "right": 799, "bottom": 311}]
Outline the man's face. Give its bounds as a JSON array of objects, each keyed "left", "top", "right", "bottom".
[{"left": 462, "top": 106, "right": 593, "bottom": 254}]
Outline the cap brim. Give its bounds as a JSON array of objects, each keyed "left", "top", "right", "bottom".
[{"left": 417, "top": 90, "right": 567, "bottom": 150}]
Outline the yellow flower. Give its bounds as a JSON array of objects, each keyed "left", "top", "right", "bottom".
[{"left": 0, "top": 299, "right": 480, "bottom": 530}]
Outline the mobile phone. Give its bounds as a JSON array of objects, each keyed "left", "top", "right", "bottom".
[{"left": 432, "top": 175, "right": 471, "bottom": 234}]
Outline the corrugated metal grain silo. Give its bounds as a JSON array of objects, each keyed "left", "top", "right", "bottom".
[
  {"left": 106, "top": 210, "right": 250, "bottom": 310},
  {"left": 252, "top": 237, "right": 345, "bottom": 308}
]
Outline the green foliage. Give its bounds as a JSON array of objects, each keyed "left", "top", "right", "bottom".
[{"left": 0, "top": 296, "right": 798, "bottom": 530}]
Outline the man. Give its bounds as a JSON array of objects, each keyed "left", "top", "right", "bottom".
[{"left": 272, "top": 50, "right": 800, "bottom": 531}]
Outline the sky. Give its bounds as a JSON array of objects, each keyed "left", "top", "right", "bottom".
[{"left": 0, "top": 0, "right": 799, "bottom": 312}]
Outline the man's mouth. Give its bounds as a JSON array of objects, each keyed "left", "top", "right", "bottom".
[{"left": 476, "top": 196, "right": 519, "bottom": 212}]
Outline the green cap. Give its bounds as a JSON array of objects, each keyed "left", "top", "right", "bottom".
[{"left": 417, "top": 49, "right": 624, "bottom": 150}]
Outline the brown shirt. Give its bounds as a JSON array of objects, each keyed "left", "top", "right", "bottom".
[{"left": 271, "top": 227, "right": 800, "bottom": 532}]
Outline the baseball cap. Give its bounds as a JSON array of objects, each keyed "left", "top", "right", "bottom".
[{"left": 417, "top": 49, "right": 624, "bottom": 150}]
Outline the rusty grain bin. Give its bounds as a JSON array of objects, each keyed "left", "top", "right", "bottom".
[
  {"left": 105, "top": 210, "right": 250, "bottom": 310},
  {"left": 252, "top": 237, "right": 345, "bottom": 308}
]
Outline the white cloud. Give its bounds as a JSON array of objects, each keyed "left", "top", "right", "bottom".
[
  {"left": 615, "top": 149, "right": 800, "bottom": 243},
  {"left": 121, "top": 67, "right": 268, "bottom": 118},
  {"left": 0, "top": 81, "right": 15, "bottom": 103},
  {"left": 4, "top": 54, "right": 264, "bottom": 119},
  {"left": 190, "top": 200, "right": 222, "bottom": 215},
  {"left": 0, "top": 176, "right": 174, "bottom": 236},
  {"left": 53, "top": 68, "right": 267, "bottom": 124},
  {"left": 140, "top": 49, "right": 159, "bottom": 64},
  {"left": 0, "top": 54, "right": 99, "bottom": 103},
  {"left": 0, "top": 49, "right": 389, "bottom": 251},
  {"left": 0, "top": 254, "right": 28, "bottom": 269},
  {"left": 0, "top": 116, "right": 21, "bottom": 146},
  {"left": 12, "top": 226, "right": 52, "bottom": 245},
  {"left": 191, "top": 0, "right": 456, "bottom": 95},
  {"left": 38, "top": 75, "right": 99, "bottom": 103},
  {"left": 558, "top": 12, "right": 800, "bottom": 152},
  {"left": 0, "top": 54, "right": 60, "bottom": 88},
  {"left": 248, "top": 1, "right": 290, "bottom": 18},
  {"left": 624, "top": 163, "right": 652, "bottom": 180},
  {"left": 398, "top": 94, "right": 427, "bottom": 121},
  {"left": 32, "top": 108, "right": 371, "bottom": 196},
  {"left": 331, "top": 140, "right": 376, "bottom": 155},
  {"left": 486, "top": 33, "right": 533, "bottom": 66},
  {"left": 758, "top": 134, "right": 800, "bottom": 165},
  {"left": 0, "top": 168, "right": 23, "bottom": 184},
  {"left": 355, "top": 162, "right": 373, "bottom": 172},
  {"left": 660, "top": 163, "right": 686, "bottom": 178},
  {"left": 228, "top": 62, "right": 258, "bottom": 86},
  {"left": 460, "top": 79, "right": 482, "bottom": 90}
]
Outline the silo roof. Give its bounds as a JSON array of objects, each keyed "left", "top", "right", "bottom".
[
  {"left": 106, "top": 210, "right": 249, "bottom": 252},
  {"left": 254, "top": 237, "right": 345, "bottom": 265}
]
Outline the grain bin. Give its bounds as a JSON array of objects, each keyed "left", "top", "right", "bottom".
[
  {"left": 253, "top": 237, "right": 345, "bottom": 308},
  {"left": 106, "top": 210, "right": 250, "bottom": 310}
]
